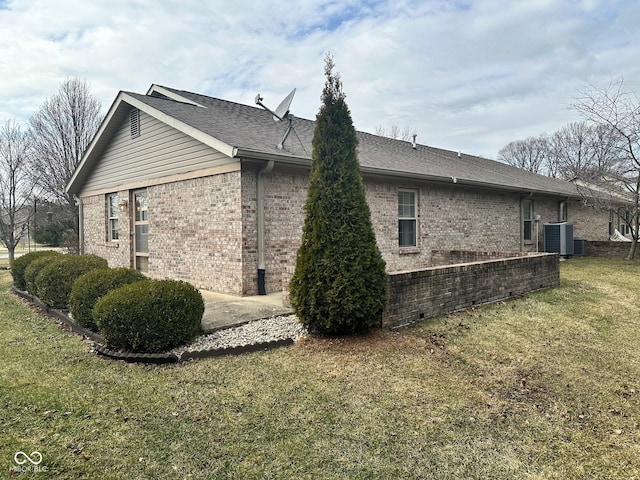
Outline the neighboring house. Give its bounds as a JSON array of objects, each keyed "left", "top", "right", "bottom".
[
  {"left": 570, "top": 176, "right": 638, "bottom": 239},
  {"left": 0, "top": 206, "right": 32, "bottom": 247},
  {"left": 66, "top": 85, "right": 611, "bottom": 296}
]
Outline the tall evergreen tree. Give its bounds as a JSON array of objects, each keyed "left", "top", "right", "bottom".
[{"left": 290, "top": 55, "right": 387, "bottom": 334}]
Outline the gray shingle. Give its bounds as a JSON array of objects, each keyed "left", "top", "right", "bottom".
[{"left": 130, "top": 86, "right": 579, "bottom": 197}]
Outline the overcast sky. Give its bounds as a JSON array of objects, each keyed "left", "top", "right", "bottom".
[{"left": 1, "top": 0, "right": 639, "bottom": 159}]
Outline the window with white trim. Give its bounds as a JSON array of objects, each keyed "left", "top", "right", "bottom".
[
  {"left": 398, "top": 190, "right": 417, "bottom": 247},
  {"left": 107, "top": 194, "right": 119, "bottom": 242},
  {"left": 559, "top": 201, "right": 568, "bottom": 222},
  {"left": 620, "top": 209, "right": 631, "bottom": 236}
]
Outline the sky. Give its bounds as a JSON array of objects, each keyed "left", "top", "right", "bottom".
[{"left": 1, "top": 0, "right": 639, "bottom": 160}]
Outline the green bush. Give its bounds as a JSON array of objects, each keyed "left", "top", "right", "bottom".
[
  {"left": 23, "top": 253, "right": 63, "bottom": 296},
  {"left": 35, "top": 224, "right": 65, "bottom": 246},
  {"left": 94, "top": 279, "right": 204, "bottom": 353},
  {"left": 35, "top": 254, "right": 108, "bottom": 309},
  {"left": 69, "top": 268, "right": 146, "bottom": 331},
  {"left": 11, "top": 250, "right": 61, "bottom": 290}
]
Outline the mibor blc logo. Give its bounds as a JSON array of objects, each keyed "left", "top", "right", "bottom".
[{"left": 12, "top": 451, "right": 48, "bottom": 473}]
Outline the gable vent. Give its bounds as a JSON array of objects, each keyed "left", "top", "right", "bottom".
[{"left": 130, "top": 108, "right": 140, "bottom": 138}]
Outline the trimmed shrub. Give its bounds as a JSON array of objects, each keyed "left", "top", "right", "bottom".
[
  {"left": 94, "top": 279, "right": 204, "bottom": 353},
  {"left": 24, "top": 253, "right": 63, "bottom": 296},
  {"left": 69, "top": 268, "right": 146, "bottom": 331},
  {"left": 35, "top": 254, "right": 108, "bottom": 309},
  {"left": 11, "top": 250, "right": 61, "bottom": 290}
]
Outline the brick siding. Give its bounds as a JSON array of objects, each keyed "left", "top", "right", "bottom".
[
  {"left": 82, "top": 191, "right": 131, "bottom": 267},
  {"left": 81, "top": 164, "right": 607, "bottom": 298},
  {"left": 82, "top": 171, "right": 244, "bottom": 294},
  {"left": 149, "top": 173, "right": 243, "bottom": 294}
]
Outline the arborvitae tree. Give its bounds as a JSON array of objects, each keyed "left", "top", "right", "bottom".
[{"left": 289, "top": 55, "right": 387, "bottom": 334}]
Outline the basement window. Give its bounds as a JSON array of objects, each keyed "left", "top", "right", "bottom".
[{"left": 130, "top": 108, "right": 140, "bottom": 138}]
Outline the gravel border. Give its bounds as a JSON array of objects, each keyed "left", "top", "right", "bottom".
[{"left": 11, "top": 286, "right": 306, "bottom": 364}]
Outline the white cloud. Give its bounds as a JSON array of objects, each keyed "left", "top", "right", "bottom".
[{"left": 0, "top": 0, "right": 639, "bottom": 158}]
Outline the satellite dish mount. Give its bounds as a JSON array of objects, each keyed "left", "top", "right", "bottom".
[{"left": 255, "top": 88, "right": 296, "bottom": 150}]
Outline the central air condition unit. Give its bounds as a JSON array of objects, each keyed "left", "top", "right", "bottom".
[
  {"left": 544, "top": 222, "right": 574, "bottom": 255},
  {"left": 573, "top": 237, "right": 587, "bottom": 256}
]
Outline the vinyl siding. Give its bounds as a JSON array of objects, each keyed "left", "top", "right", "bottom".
[{"left": 81, "top": 108, "right": 234, "bottom": 193}]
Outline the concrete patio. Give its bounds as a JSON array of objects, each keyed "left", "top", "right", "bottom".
[{"left": 200, "top": 290, "right": 292, "bottom": 333}]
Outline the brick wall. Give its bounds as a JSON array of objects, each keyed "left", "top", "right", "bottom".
[
  {"left": 242, "top": 167, "right": 308, "bottom": 296},
  {"left": 82, "top": 171, "right": 244, "bottom": 294},
  {"left": 82, "top": 191, "right": 131, "bottom": 267},
  {"left": 570, "top": 201, "right": 611, "bottom": 241},
  {"left": 382, "top": 252, "right": 559, "bottom": 328},
  {"left": 369, "top": 182, "right": 523, "bottom": 270},
  {"left": 81, "top": 164, "right": 607, "bottom": 299},
  {"left": 430, "top": 249, "right": 530, "bottom": 266},
  {"left": 283, "top": 250, "right": 559, "bottom": 325},
  {"left": 586, "top": 241, "right": 634, "bottom": 258},
  {"left": 270, "top": 172, "right": 531, "bottom": 296},
  {"left": 150, "top": 172, "right": 243, "bottom": 294}
]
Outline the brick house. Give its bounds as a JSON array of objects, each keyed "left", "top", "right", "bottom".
[{"left": 66, "top": 85, "right": 611, "bottom": 296}]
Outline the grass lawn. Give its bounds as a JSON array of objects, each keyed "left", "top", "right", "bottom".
[{"left": 1, "top": 257, "right": 639, "bottom": 479}]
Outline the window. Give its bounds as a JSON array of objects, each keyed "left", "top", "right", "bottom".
[
  {"left": 559, "top": 201, "right": 567, "bottom": 222},
  {"left": 620, "top": 210, "right": 631, "bottom": 236},
  {"left": 134, "top": 190, "right": 149, "bottom": 272},
  {"left": 130, "top": 108, "right": 140, "bottom": 138},
  {"left": 398, "top": 190, "right": 417, "bottom": 247},
  {"left": 522, "top": 199, "right": 533, "bottom": 241},
  {"left": 107, "top": 194, "right": 119, "bottom": 241}
]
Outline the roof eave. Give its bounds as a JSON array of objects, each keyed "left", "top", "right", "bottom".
[{"left": 234, "top": 149, "right": 580, "bottom": 197}]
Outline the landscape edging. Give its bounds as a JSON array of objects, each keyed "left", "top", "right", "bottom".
[{"left": 10, "top": 286, "right": 295, "bottom": 364}]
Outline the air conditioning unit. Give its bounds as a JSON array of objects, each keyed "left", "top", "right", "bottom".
[
  {"left": 544, "top": 222, "right": 574, "bottom": 255},
  {"left": 573, "top": 237, "right": 587, "bottom": 256}
]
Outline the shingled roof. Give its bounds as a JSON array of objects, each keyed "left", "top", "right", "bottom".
[{"left": 67, "top": 84, "right": 580, "bottom": 198}]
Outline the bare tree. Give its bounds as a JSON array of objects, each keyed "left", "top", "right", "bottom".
[
  {"left": 0, "top": 120, "right": 37, "bottom": 267},
  {"left": 375, "top": 124, "right": 417, "bottom": 142},
  {"left": 548, "top": 121, "right": 622, "bottom": 180},
  {"left": 498, "top": 136, "right": 550, "bottom": 175},
  {"left": 28, "top": 78, "right": 103, "bottom": 244},
  {"left": 571, "top": 79, "right": 640, "bottom": 259}
]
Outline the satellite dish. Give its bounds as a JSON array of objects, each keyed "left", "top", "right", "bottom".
[
  {"left": 255, "top": 88, "right": 296, "bottom": 122},
  {"left": 254, "top": 88, "right": 297, "bottom": 150},
  {"left": 274, "top": 88, "right": 296, "bottom": 121}
]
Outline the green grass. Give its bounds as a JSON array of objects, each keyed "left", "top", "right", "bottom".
[{"left": 1, "top": 257, "right": 639, "bottom": 479}]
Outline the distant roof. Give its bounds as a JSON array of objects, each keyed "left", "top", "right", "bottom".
[{"left": 67, "top": 84, "right": 580, "bottom": 198}]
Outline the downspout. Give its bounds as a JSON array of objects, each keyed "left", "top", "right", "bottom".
[
  {"left": 74, "top": 195, "right": 84, "bottom": 254},
  {"left": 256, "top": 160, "right": 274, "bottom": 295}
]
